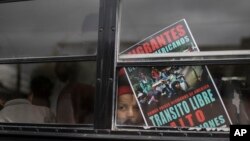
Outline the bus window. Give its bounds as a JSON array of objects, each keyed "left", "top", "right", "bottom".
[
  {"left": 116, "top": 0, "right": 250, "bottom": 129},
  {"left": 115, "top": 64, "right": 250, "bottom": 128},
  {"left": 0, "top": 0, "right": 99, "bottom": 58},
  {"left": 0, "top": 61, "right": 96, "bottom": 124}
]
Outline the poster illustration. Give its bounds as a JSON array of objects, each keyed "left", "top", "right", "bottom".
[{"left": 120, "top": 19, "right": 232, "bottom": 128}]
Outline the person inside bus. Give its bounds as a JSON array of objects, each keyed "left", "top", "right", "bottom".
[
  {"left": 55, "top": 62, "right": 94, "bottom": 124},
  {"left": 117, "top": 85, "right": 144, "bottom": 125},
  {"left": 30, "top": 75, "right": 54, "bottom": 108},
  {"left": 0, "top": 86, "right": 12, "bottom": 110},
  {"left": 0, "top": 91, "right": 55, "bottom": 123},
  {"left": 116, "top": 68, "right": 144, "bottom": 125}
]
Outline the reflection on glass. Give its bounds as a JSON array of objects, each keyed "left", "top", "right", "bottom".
[
  {"left": 116, "top": 65, "right": 250, "bottom": 128},
  {"left": 0, "top": 0, "right": 99, "bottom": 58},
  {"left": 120, "top": 0, "right": 250, "bottom": 53},
  {"left": 0, "top": 61, "right": 96, "bottom": 124}
]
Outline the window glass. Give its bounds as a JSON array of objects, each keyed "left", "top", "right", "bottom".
[
  {"left": 0, "top": 61, "right": 96, "bottom": 124},
  {"left": 0, "top": 0, "right": 99, "bottom": 58},
  {"left": 116, "top": 64, "right": 250, "bottom": 128},
  {"left": 119, "top": 0, "right": 250, "bottom": 54}
]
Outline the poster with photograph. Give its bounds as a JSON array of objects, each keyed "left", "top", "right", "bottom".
[{"left": 120, "top": 19, "right": 232, "bottom": 127}]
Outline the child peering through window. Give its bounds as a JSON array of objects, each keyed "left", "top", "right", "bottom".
[{"left": 116, "top": 68, "right": 144, "bottom": 125}]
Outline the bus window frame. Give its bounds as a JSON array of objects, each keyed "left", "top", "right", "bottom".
[{"left": 0, "top": 0, "right": 243, "bottom": 140}]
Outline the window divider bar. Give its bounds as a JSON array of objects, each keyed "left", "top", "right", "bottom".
[
  {"left": 94, "top": 0, "right": 118, "bottom": 129},
  {"left": 118, "top": 50, "right": 250, "bottom": 60},
  {"left": 0, "top": 55, "right": 96, "bottom": 64},
  {"left": 117, "top": 58, "right": 250, "bottom": 67}
]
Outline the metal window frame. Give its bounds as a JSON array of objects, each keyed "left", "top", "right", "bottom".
[
  {"left": 0, "top": 0, "right": 99, "bottom": 137},
  {"left": 94, "top": 0, "right": 118, "bottom": 129},
  {"left": 112, "top": 1, "right": 250, "bottom": 141},
  {"left": 117, "top": 50, "right": 250, "bottom": 66},
  {"left": 0, "top": 0, "right": 244, "bottom": 140}
]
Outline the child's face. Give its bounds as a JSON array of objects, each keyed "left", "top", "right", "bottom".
[{"left": 117, "top": 94, "right": 143, "bottom": 125}]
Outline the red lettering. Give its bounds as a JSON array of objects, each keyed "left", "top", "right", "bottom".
[
  {"left": 147, "top": 108, "right": 159, "bottom": 116},
  {"left": 162, "top": 31, "right": 172, "bottom": 43},
  {"left": 143, "top": 42, "right": 152, "bottom": 53},
  {"left": 170, "top": 121, "right": 176, "bottom": 127},
  {"left": 194, "top": 84, "right": 210, "bottom": 94},
  {"left": 176, "top": 24, "right": 186, "bottom": 37},
  {"left": 136, "top": 46, "right": 145, "bottom": 54},
  {"left": 195, "top": 110, "right": 205, "bottom": 122},
  {"left": 170, "top": 28, "right": 179, "bottom": 40},
  {"left": 127, "top": 23, "right": 188, "bottom": 55},
  {"left": 185, "top": 114, "right": 194, "bottom": 126},
  {"left": 156, "top": 35, "right": 167, "bottom": 47},
  {"left": 188, "top": 91, "right": 194, "bottom": 97},
  {"left": 128, "top": 49, "right": 137, "bottom": 54},
  {"left": 179, "top": 118, "right": 185, "bottom": 127},
  {"left": 159, "top": 103, "right": 171, "bottom": 111},
  {"left": 150, "top": 38, "right": 160, "bottom": 51}
]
